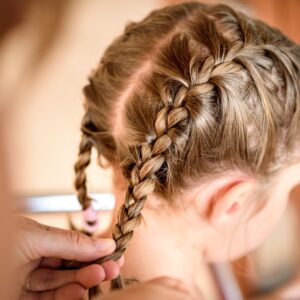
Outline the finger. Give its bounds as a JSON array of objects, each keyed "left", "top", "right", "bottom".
[
  {"left": 19, "top": 283, "right": 86, "bottom": 300},
  {"left": 40, "top": 256, "right": 123, "bottom": 279},
  {"left": 29, "top": 220, "right": 116, "bottom": 261},
  {"left": 101, "top": 261, "right": 120, "bottom": 280},
  {"left": 116, "top": 255, "right": 125, "bottom": 268},
  {"left": 40, "top": 253, "right": 124, "bottom": 269},
  {"left": 40, "top": 258, "right": 61, "bottom": 269},
  {"left": 28, "top": 265, "right": 106, "bottom": 292}
]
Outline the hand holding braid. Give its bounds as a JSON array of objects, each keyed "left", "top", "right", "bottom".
[
  {"left": 61, "top": 82, "right": 192, "bottom": 298},
  {"left": 62, "top": 2, "right": 300, "bottom": 299}
]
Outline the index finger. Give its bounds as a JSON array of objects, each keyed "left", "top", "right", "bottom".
[{"left": 27, "top": 220, "right": 116, "bottom": 262}]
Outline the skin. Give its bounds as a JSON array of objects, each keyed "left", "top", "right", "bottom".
[
  {"left": 0, "top": 2, "right": 202, "bottom": 299},
  {"left": 0, "top": 123, "right": 197, "bottom": 300},
  {"left": 101, "top": 277, "right": 200, "bottom": 300},
  {"left": 0, "top": 127, "right": 14, "bottom": 299},
  {"left": 6, "top": 211, "right": 197, "bottom": 300},
  {"left": 2, "top": 2, "right": 298, "bottom": 298},
  {"left": 100, "top": 159, "right": 300, "bottom": 297},
  {"left": 15, "top": 217, "right": 123, "bottom": 300},
  {"left": 0, "top": 126, "right": 200, "bottom": 300}
]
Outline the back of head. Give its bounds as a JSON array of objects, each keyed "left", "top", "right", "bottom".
[{"left": 74, "top": 1, "right": 300, "bottom": 291}]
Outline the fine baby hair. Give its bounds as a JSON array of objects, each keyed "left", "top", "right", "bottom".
[{"left": 66, "top": 1, "right": 300, "bottom": 296}]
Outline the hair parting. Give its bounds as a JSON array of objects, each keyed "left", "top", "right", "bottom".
[{"left": 63, "top": 2, "right": 300, "bottom": 297}]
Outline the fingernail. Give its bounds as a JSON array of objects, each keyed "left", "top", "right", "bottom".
[{"left": 95, "top": 238, "right": 116, "bottom": 252}]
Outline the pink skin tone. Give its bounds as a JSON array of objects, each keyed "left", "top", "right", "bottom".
[
  {"left": 16, "top": 217, "right": 124, "bottom": 300},
  {"left": 83, "top": 205, "right": 99, "bottom": 234},
  {"left": 99, "top": 160, "right": 300, "bottom": 297}
]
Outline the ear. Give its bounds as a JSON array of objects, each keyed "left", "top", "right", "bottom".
[{"left": 209, "top": 179, "right": 255, "bottom": 226}]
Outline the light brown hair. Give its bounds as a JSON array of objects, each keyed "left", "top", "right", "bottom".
[{"left": 70, "top": 1, "right": 300, "bottom": 295}]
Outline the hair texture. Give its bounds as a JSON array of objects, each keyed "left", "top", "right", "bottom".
[{"left": 66, "top": 1, "right": 300, "bottom": 296}]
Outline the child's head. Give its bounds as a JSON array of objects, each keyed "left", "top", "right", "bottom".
[{"left": 74, "top": 1, "right": 300, "bottom": 288}]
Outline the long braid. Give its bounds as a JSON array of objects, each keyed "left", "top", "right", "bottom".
[
  {"left": 61, "top": 82, "right": 192, "bottom": 295},
  {"left": 62, "top": 132, "right": 101, "bottom": 297},
  {"left": 61, "top": 3, "right": 300, "bottom": 298},
  {"left": 67, "top": 42, "right": 283, "bottom": 294},
  {"left": 109, "top": 81, "right": 191, "bottom": 288},
  {"left": 74, "top": 134, "right": 93, "bottom": 210},
  {"left": 108, "top": 47, "right": 248, "bottom": 288}
]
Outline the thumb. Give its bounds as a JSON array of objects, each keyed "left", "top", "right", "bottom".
[{"left": 18, "top": 217, "right": 115, "bottom": 263}]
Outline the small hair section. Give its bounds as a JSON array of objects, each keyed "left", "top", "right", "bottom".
[
  {"left": 74, "top": 133, "right": 99, "bottom": 235},
  {"left": 74, "top": 134, "right": 93, "bottom": 210}
]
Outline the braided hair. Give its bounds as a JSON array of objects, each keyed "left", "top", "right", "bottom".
[{"left": 65, "top": 1, "right": 300, "bottom": 297}]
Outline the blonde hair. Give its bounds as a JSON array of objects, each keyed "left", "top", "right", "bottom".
[{"left": 68, "top": 1, "right": 300, "bottom": 296}]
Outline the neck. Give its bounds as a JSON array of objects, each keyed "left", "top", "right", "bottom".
[{"left": 103, "top": 203, "right": 218, "bottom": 298}]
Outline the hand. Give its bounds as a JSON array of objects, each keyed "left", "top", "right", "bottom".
[
  {"left": 15, "top": 217, "right": 123, "bottom": 300},
  {"left": 100, "top": 277, "right": 202, "bottom": 300}
]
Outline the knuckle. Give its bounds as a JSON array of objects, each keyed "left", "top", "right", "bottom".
[
  {"left": 41, "top": 269, "right": 55, "bottom": 290},
  {"left": 73, "top": 269, "right": 80, "bottom": 283},
  {"left": 66, "top": 231, "right": 82, "bottom": 258}
]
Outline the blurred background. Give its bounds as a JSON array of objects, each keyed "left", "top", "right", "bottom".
[{"left": 1, "top": 0, "right": 300, "bottom": 299}]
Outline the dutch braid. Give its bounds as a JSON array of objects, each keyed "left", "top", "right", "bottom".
[
  {"left": 109, "top": 81, "right": 192, "bottom": 288},
  {"left": 109, "top": 40, "right": 272, "bottom": 288},
  {"left": 62, "top": 2, "right": 300, "bottom": 299},
  {"left": 63, "top": 82, "right": 193, "bottom": 294}
]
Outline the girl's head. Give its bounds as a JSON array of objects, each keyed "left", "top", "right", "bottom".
[{"left": 74, "top": 1, "right": 300, "bottom": 289}]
